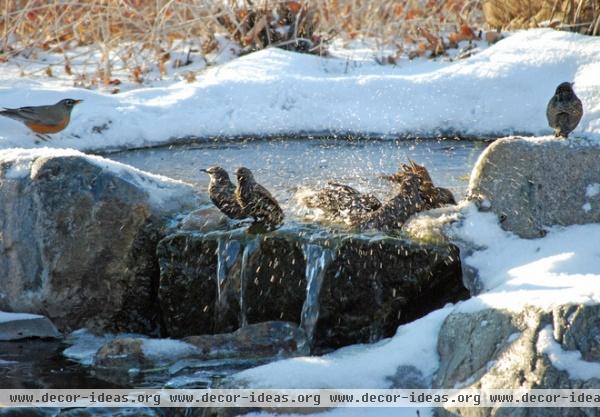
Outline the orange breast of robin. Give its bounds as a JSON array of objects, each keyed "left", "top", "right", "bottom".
[{"left": 25, "top": 116, "right": 69, "bottom": 134}]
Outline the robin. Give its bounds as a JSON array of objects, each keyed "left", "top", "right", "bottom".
[
  {"left": 0, "top": 98, "right": 83, "bottom": 140},
  {"left": 201, "top": 166, "right": 246, "bottom": 220},
  {"left": 546, "top": 82, "right": 583, "bottom": 138},
  {"left": 235, "top": 167, "right": 284, "bottom": 228}
]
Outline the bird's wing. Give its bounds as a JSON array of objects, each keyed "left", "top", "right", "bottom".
[
  {"left": 0, "top": 105, "right": 63, "bottom": 125},
  {"left": 546, "top": 97, "right": 560, "bottom": 128}
]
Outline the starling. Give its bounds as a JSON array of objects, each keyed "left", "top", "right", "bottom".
[
  {"left": 358, "top": 172, "right": 425, "bottom": 231},
  {"left": 300, "top": 181, "right": 382, "bottom": 224},
  {"left": 235, "top": 167, "right": 284, "bottom": 227},
  {"left": 201, "top": 166, "right": 245, "bottom": 219},
  {"left": 546, "top": 82, "right": 583, "bottom": 138},
  {"left": 384, "top": 160, "right": 456, "bottom": 209}
]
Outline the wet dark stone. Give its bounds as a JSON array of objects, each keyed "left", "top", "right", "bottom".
[
  {"left": 157, "top": 232, "right": 306, "bottom": 338},
  {"left": 157, "top": 228, "right": 467, "bottom": 350},
  {"left": 157, "top": 233, "right": 219, "bottom": 338},
  {"left": 314, "top": 236, "right": 467, "bottom": 350}
]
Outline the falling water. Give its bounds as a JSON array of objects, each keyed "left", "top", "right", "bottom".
[
  {"left": 300, "top": 243, "right": 335, "bottom": 347},
  {"left": 239, "top": 237, "right": 260, "bottom": 327},
  {"left": 216, "top": 236, "right": 241, "bottom": 302}
]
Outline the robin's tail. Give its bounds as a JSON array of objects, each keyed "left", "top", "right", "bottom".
[{"left": 0, "top": 108, "right": 25, "bottom": 122}]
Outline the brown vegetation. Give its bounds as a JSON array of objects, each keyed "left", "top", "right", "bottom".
[
  {"left": 483, "top": 0, "right": 600, "bottom": 35},
  {"left": 0, "top": 1, "right": 486, "bottom": 82}
]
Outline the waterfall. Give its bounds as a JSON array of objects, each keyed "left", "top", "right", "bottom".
[
  {"left": 216, "top": 237, "right": 241, "bottom": 302},
  {"left": 300, "top": 243, "right": 334, "bottom": 347},
  {"left": 239, "top": 237, "right": 260, "bottom": 328}
]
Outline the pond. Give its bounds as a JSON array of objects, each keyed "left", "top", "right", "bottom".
[{"left": 109, "top": 137, "right": 487, "bottom": 218}]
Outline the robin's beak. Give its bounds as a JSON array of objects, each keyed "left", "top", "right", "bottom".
[
  {"left": 200, "top": 168, "right": 208, "bottom": 173},
  {"left": 74, "top": 100, "right": 83, "bottom": 105}
]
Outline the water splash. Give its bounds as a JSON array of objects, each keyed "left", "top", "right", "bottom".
[
  {"left": 239, "top": 237, "right": 260, "bottom": 327},
  {"left": 300, "top": 243, "right": 335, "bottom": 347}
]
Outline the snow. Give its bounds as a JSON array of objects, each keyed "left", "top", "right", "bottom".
[
  {"left": 0, "top": 147, "right": 200, "bottom": 209},
  {"left": 537, "top": 325, "right": 600, "bottom": 380},
  {"left": 0, "top": 29, "right": 599, "bottom": 152},
  {"left": 586, "top": 183, "right": 600, "bottom": 198},
  {"left": 141, "top": 339, "right": 198, "bottom": 362},
  {"left": 450, "top": 204, "right": 600, "bottom": 311},
  {"left": 0, "top": 311, "right": 44, "bottom": 323}
]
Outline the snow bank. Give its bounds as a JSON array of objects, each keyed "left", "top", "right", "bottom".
[
  {"left": 450, "top": 204, "right": 600, "bottom": 312},
  {"left": 0, "top": 147, "right": 199, "bottom": 209},
  {"left": 0, "top": 29, "right": 599, "bottom": 152}
]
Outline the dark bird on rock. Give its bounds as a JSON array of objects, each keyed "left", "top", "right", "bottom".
[
  {"left": 300, "top": 181, "right": 382, "bottom": 224},
  {"left": 235, "top": 167, "right": 284, "bottom": 227},
  {"left": 0, "top": 98, "right": 83, "bottom": 140},
  {"left": 201, "top": 166, "right": 245, "bottom": 219},
  {"left": 546, "top": 82, "right": 583, "bottom": 138}
]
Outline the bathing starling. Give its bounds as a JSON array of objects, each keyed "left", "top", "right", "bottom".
[
  {"left": 384, "top": 160, "right": 456, "bottom": 209},
  {"left": 546, "top": 82, "right": 583, "bottom": 138},
  {"left": 358, "top": 172, "right": 425, "bottom": 231},
  {"left": 300, "top": 181, "right": 382, "bottom": 224},
  {"left": 235, "top": 167, "right": 284, "bottom": 227},
  {"left": 201, "top": 166, "right": 245, "bottom": 219}
]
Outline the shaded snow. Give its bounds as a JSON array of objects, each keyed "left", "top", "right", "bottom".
[
  {"left": 63, "top": 329, "right": 197, "bottom": 366},
  {"left": 0, "top": 29, "right": 599, "bottom": 151},
  {"left": 141, "top": 339, "right": 198, "bottom": 362}
]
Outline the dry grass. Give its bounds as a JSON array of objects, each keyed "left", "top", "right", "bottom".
[
  {"left": 0, "top": 0, "right": 488, "bottom": 83},
  {"left": 484, "top": 0, "right": 600, "bottom": 35}
]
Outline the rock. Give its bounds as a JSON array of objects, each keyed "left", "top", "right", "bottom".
[
  {"left": 313, "top": 235, "right": 466, "bottom": 351},
  {"left": 386, "top": 365, "right": 428, "bottom": 389},
  {"left": 94, "top": 338, "right": 149, "bottom": 369},
  {"left": 0, "top": 311, "right": 60, "bottom": 341},
  {"left": 184, "top": 321, "right": 309, "bottom": 359},
  {"left": 468, "top": 137, "right": 600, "bottom": 238},
  {"left": 157, "top": 227, "right": 467, "bottom": 351},
  {"left": 157, "top": 231, "right": 306, "bottom": 338},
  {"left": 0, "top": 150, "right": 199, "bottom": 333},
  {"left": 434, "top": 304, "right": 600, "bottom": 417},
  {"left": 180, "top": 207, "right": 228, "bottom": 232}
]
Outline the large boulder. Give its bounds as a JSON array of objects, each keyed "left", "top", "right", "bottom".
[
  {"left": 434, "top": 304, "right": 600, "bottom": 417},
  {"left": 0, "top": 149, "right": 199, "bottom": 333},
  {"left": 468, "top": 137, "right": 600, "bottom": 238},
  {"left": 157, "top": 228, "right": 467, "bottom": 350}
]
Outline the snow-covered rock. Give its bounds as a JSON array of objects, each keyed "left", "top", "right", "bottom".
[
  {"left": 435, "top": 305, "right": 600, "bottom": 417},
  {"left": 0, "top": 311, "right": 60, "bottom": 341},
  {"left": 468, "top": 136, "right": 600, "bottom": 238},
  {"left": 0, "top": 149, "right": 200, "bottom": 333}
]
